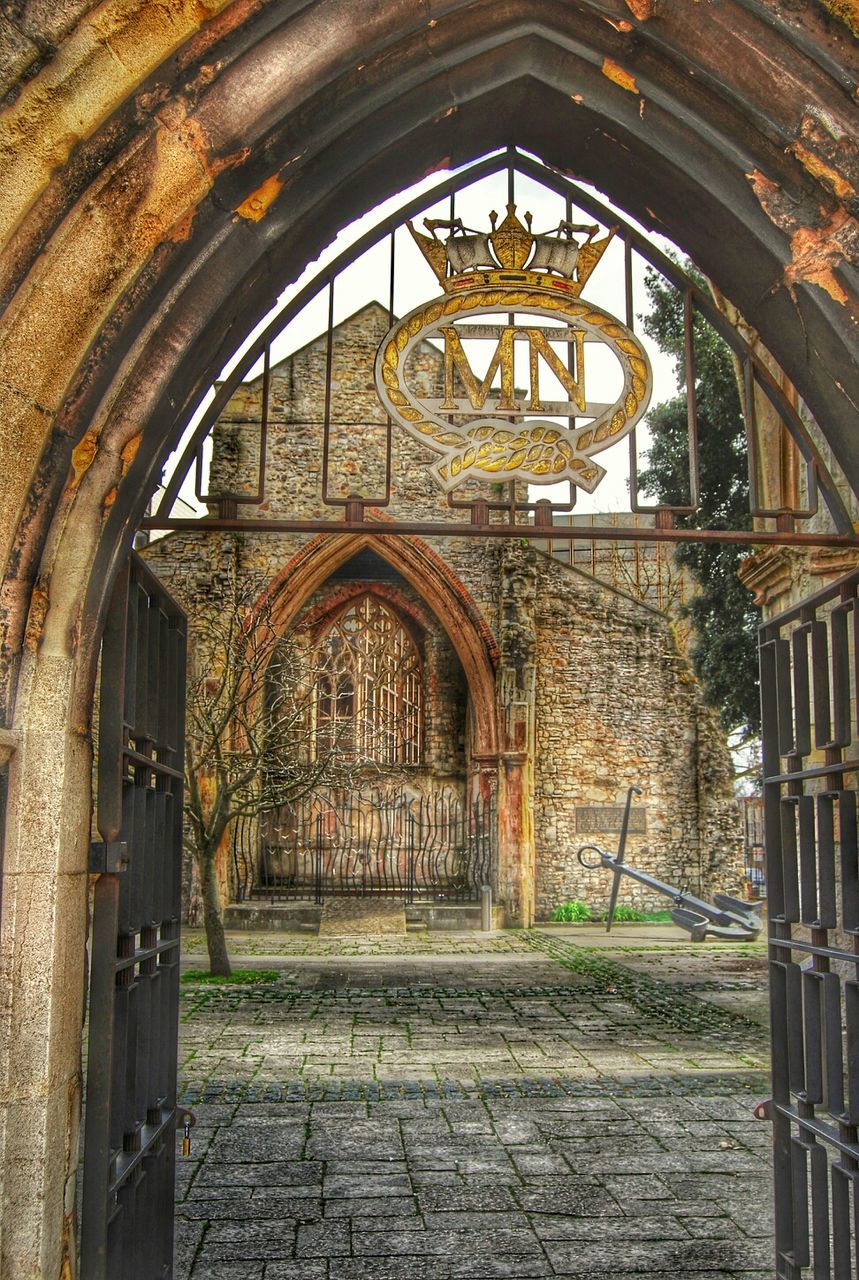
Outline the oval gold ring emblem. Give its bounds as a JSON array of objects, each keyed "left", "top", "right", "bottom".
[{"left": 375, "top": 286, "right": 652, "bottom": 493}]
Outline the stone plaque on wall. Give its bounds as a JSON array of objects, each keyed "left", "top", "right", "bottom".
[{"left": 575, "top": 806, "right": 647, "bottom": 834}]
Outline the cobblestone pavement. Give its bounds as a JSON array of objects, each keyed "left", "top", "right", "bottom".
[{"left": 175, "top": 926, "right": 774, "bottom": 1278}]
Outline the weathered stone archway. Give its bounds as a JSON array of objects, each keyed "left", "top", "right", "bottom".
[
  {"left": 256, "top": 532, "right": 500, "bottom": 760},
  {"left": 0, "top": 4, "right": 858, "bottom": 1276}
]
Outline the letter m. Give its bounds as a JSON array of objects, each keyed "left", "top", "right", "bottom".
[{"left": 439, "top": 326, "right": 516, "bottom": 411}]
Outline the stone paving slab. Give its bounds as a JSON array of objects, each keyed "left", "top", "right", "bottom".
[
  {"left": 175, "top": 927, "right": 774, "bottom": 1277},
  {"left": 181, "top": 927, "right": 537, "bottom": 957},
  {"left": 319, "top": 897, "right": 407, "bottom": 936}
]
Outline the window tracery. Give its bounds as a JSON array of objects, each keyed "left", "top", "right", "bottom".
[{"left": 316, "top": 595, "right": 422, "bottom": 765}]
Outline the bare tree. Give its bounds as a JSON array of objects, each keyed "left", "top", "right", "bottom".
[
  {"left": 183, "top": 573, "right": 409, "bottom": 975},
  {"left": 181, "top": 565, "right": 412, "bottom": 972}
]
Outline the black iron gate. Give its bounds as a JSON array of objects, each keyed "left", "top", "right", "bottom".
[
  {"left": 760, "top": 568, "right": 859, "bottom": 1278},
  {"left": 80, "top": 553, "right": 186, "bottom": 1279},
  {"left": 232, "top": 786, "right": 495, "bottom": 904}
]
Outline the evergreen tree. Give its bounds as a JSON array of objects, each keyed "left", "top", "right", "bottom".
[{"left": 638, "top": 266, "right": 761, "bottom": 740}]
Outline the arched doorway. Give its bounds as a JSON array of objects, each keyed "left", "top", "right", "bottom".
[{"left": 0, "top": 7, "right": 858, "bottom": 1279}]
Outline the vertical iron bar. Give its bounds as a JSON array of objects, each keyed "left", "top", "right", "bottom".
[
  {"left": 683, "top": 290, "right": 700, "bottom": 511},
  {"left": 606, "top": 785, "right": 641, "bottom": 932}
]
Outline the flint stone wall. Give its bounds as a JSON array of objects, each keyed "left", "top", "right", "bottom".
[
  {"left": 144, "top": 302, "right": 745, "bottom": 921},
  {"left": 530, "top": 549, "right": 743, "bottom": 918}
]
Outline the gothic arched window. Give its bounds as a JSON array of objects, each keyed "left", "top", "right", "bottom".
[{"left": 316, "top": 596, "right": 422, "bottom": 765}]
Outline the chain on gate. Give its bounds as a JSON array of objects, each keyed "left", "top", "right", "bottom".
[
  {"left": 80, "top": 554, "right": 187, "bottom": 1279},
  {"left": 760, "top": 569, "right": 859, "bottom": 1279}
]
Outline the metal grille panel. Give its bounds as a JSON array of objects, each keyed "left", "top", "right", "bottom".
[
  {"left": 233, "top": 786, "right": 495, "bottom": 904},
  {"left": 80, "top": 554, "right": 186, "bottom": 1280},
  {"left": 761, "top": 569, "right": 859, "bottom": 1279}
]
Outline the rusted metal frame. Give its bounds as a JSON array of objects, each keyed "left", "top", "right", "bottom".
[
  {"left": 382, "top": 229, "right": 395, "bottom": 504},
  {"left": 448, "top": 152, "right": 528, "bottom": 521},
  {"left": 320, "top": 279, "right": 337, "bottom": 506},
  {"left": 743, "top": 355, "right": 819, "bottom": 523},
  {"left": 568, "top": 191, "right": 579, "bottom": 441},
  {"left": 510, "top": 152, "right": 853, "bottom": 535},
  {"left": 146, "top": 147, "right": 854, "bottom": 537},
  {"left": 195, "top": 346, "right": 270, "bottom": 511},
  {"left": 151, "top": 151, "right": 512, "bottom": 522},
  {"left": 629, "top": 287, "right": 700, "bottom": 520},
  {"left": 142, "top": 513, "right": 859, "bottom": 549},
  {"left": 762, "top": 569, "right": 859, "bottom": 634}
]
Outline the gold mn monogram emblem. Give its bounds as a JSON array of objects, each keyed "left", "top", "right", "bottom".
[{"left": 374, "top": 204, "right": 653, "bottom": 493}]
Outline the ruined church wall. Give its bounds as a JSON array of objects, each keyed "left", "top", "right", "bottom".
[{"left": 530, "top": 552, "right": 744, "bottom": 919}]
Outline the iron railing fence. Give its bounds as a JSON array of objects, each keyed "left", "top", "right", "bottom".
[
  {"left": 760, "top": 568, "right": 859, "bottom": 1279},
  {"left": 232, "top": 785, "right": 495, "bottom": 903}
]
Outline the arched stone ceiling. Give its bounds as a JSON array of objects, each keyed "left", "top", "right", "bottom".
[{"left": 0, "top": 0, "right": 856, "bottom": 718}]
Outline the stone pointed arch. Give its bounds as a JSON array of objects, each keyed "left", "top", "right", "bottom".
[
  {"left": 1, "top": 7, "right": 859, "bottom": 1277},
  {"left": 254, "top": 530, "right": 499, "bottom": 760}
]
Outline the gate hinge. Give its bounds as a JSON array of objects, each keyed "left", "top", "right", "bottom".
[{"left": 89, "top": 841, "right": 129, "bottom": 873}]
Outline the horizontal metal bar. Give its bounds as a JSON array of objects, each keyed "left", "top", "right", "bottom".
[
  {"left": 760, "top": 570, "right": 858, "bottom": 635},
  {"left": 108, "top": 1104, "right": 176, "bottom": 1196},
  {"left": 114, "top": 935, "right": 180, "bottom": 974},
  {"left": 770, "top": 1102, "right": 859, "bottom": 1161},
  {"left": 769, "top": 936, "right": 859, "bottom": 963},
  {"left": 763, "top": 759, "right": 859, "bottom": 785},
  {"left": 140, "top": 515, "right": 859, "bottom": 549},
  {"left": 89, "top": 841, "right": 129, "bottom": 874},
  {"left": 122, "top": 747, "right": 184, "bottom": 781}
]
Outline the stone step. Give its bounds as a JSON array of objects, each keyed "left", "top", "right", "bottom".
[
  {"left": 223, "top": 896, "right": 503, "bottom": 932},
  {"left": 318, "top": 896, "right": 406, "bottom": 937}
]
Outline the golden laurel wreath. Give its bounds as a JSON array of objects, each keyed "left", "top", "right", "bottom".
[{"left": 375, "top": 287, "right": 652, "bottom": 492}]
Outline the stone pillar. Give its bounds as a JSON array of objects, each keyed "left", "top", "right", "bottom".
[
  {"left": 496, "top": 545, "right": 537, "bottom": 927},
  {"left": 0, "top": 653, "right": 91, "bottom": 1280}
]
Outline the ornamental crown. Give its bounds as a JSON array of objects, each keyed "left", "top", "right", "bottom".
[{"left": 407, "top": 202, "right": 615, "bottom": 296}]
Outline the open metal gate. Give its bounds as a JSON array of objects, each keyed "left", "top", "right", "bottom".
[
  {"left": 80, "top": 553, "right": 186, "bottom": 1279},
  {"left": 760, "top": 568, "right": 859, "bottom": 1278}
]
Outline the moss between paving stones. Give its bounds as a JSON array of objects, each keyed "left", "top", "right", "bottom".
[
  {"left": 524, "top": 929, "right": 765, "bottom": 1041},
  {"left": 180, "top": 968, "right": 281, "bottom": 985},
  {"left": 177, "top": 1069, "right": 770, "bottom": 1105}
]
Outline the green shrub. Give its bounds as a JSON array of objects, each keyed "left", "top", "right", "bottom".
[
  {"left": 610, "top": 904, "right": 646, "bottom": 922},
  {"left": 550, "top": 900, "right": 592, "bottom": 923}
]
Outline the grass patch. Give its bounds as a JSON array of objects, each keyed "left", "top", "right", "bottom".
[
  {"left": 181, "top": 968, "right": 280, "bottom": 985},
  {"left": 550, "top": 900, "right": 592, "bottom": 922},
  {"left": 549, "top": 902, "right": 674, "bottom": 924}
]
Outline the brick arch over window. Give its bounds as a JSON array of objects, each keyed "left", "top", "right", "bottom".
[{"left": 255, "top": 532, "right": 499, "bottom": 761}]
